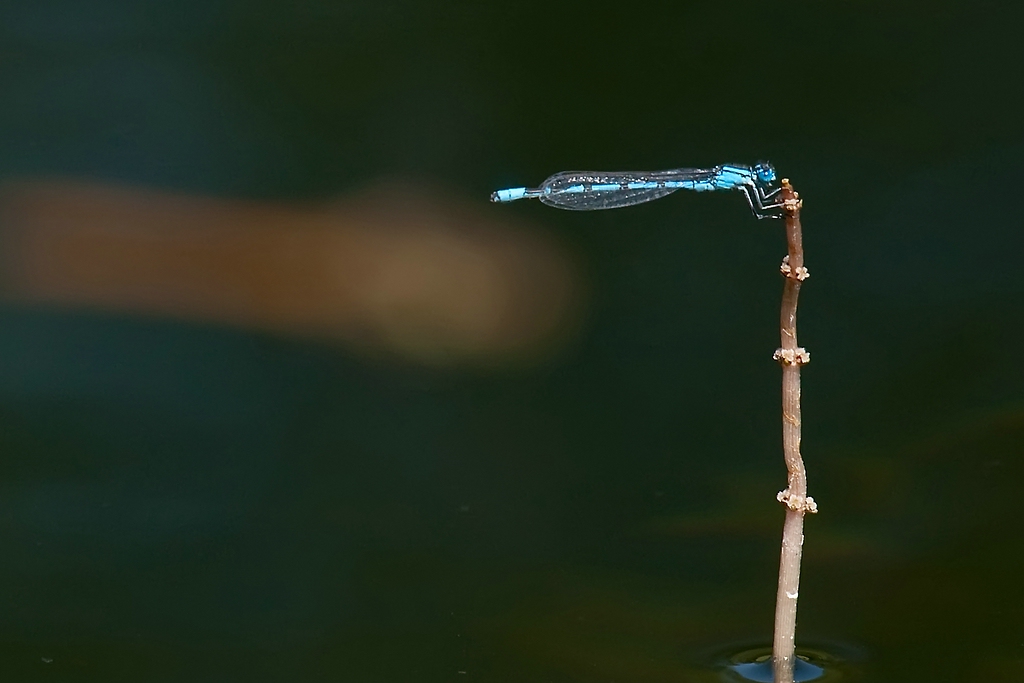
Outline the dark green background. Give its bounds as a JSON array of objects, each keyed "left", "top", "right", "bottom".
[{"left": 1, "top": 1, "right": 1023, "bottom": 681}]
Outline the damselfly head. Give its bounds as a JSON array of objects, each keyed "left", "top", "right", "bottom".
[{"left": 753, "top": 162, "right": 777, "bottom": 185}]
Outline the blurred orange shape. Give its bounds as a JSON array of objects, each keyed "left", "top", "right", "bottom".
[{"left": 0, "top": 179, "right": 582, "bottom": 366}]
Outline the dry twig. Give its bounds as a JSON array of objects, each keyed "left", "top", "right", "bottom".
[{"left": 771, "top": 180, "right": 817, "bottom": 683}]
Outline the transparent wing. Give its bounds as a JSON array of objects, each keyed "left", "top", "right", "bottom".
[{"left": 537, "top": 168, "right": 715, "bottom": 211}]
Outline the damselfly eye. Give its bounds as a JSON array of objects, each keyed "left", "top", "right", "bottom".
[{"left": 755, "top": 164, "right": 776, "bottom": 183}]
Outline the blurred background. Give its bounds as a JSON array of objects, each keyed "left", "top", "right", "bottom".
[{"left": 1, "top": 1, "right": 1022, "bottom": 681}]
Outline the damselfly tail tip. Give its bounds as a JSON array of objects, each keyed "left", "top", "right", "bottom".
[{"left": 491, "top": 187, "right": 529, "bottom": 203}]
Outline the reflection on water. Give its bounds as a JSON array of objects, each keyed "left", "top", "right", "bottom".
[{"left": 723, "top": 647, "right": 832, "bottom": 682}]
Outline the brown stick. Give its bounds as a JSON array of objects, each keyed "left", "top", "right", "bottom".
[{"left": 771, "top": 180, "right": 817, "bottom": 683}]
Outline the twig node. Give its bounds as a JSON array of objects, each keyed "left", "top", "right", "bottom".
[
  {"left": 783, "top": 197, "right": 803, "bottom": 212},
  {"left": 773, "top": 347, "right": 810, "bottom": 365},
  {"left": 780, "top": 255, "right": 810, "bottom": 281},
  {"left": 777, "top": 489, "right": 818, "bottom": 513}
]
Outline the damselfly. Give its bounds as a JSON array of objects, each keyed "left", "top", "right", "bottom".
[{"left": 491, "top": 162, "right": 783, "bottom": 219}]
